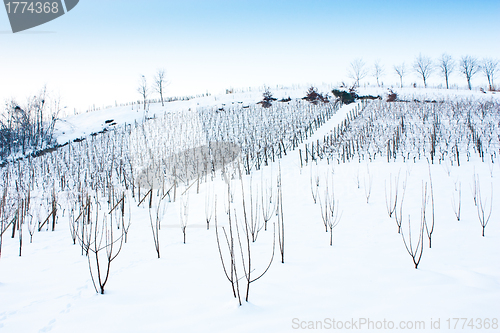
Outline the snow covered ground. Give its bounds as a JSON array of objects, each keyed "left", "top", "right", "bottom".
[{"left": 1, "top": 87, "right": 499, "bottom": 332}]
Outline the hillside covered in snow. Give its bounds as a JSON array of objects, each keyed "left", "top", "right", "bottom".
[{"left": 1, "top": 86, "right": 499, "bottom": 332}]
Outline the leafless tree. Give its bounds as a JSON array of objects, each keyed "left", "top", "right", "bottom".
[
  {"left": 438, "top": 53, "right": 454, "bottom": 89},
  {"left": 482, "top": 58, "right": 498, "bottom": 91},
  {"left": 373, "top": 60, "right": 384, "bottom": 87},
  {"left": 348, "top": 58, "right": 368, "bottom": 87},
  {"left": 154, "top": 68, "right": 168, "bottom": 107},
  {"left": 394, "top": 63, "right": 406, "bottom": 88},
  {"left": 413, "top": 54, "right": 434, "bottom": 88},
  {"left": 137, "top": 75, "right": 149, "bottom": 110},
  {"left": 459, "top": 55, "right": 481, "bottom": 90}
]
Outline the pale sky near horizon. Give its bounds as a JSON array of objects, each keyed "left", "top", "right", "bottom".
[{"left": 1, "top": 0, "right": 499, "bottom": 112}]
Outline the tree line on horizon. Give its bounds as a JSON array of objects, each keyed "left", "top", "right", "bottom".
[{"left": 348, "top": 54, "right": 498, "bottom": 91}]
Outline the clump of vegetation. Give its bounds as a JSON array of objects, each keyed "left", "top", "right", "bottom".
[
  {"left": 303, "top": 86, "right": 329, "bottom": 104},
  {"left": 331, "top": 86, "right": 358, "bottom": 105},
  {"left": 0, "top": 86, "right": 60, "bottom": 161},
  {"left": 279, "top": 97, "right": 292, "bottom": 102},
  {"left": 358, "top": 95, "right": 381, "bottom": 101},
  {"left": 257, "top": 87, "right": 277, "bottom": 108},
  {"left": 387, "top": 89, "right": 398, "bottom": 102}
]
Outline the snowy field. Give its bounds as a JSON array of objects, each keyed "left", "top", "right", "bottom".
[{"left": 1, "top": 87, "right": 499, "bottom": 332}]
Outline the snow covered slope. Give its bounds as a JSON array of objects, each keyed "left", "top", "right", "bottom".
[{"left": 1, "top": 87, "right": 499, "bottom": 333}]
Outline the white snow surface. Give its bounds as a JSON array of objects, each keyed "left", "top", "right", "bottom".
[{"left": 1, "top": 86, "right": 499, "bottom": 332}]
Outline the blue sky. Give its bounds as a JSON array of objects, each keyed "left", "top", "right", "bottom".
[{"left": 1, "top": 0, "right": 499, "bottom": 112}]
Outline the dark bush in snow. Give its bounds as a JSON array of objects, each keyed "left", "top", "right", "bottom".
[
  {"left": 387, "top": 89, "right": 398, "bottom": 102},
  {"left": 331, "top": 88, "right": 357, "bottom": 105},
  {"left": 257, "top": 87, "right": 277, "bottom": 108},
  {"left": 303, "top": 86, "right": 329, "bottom": 104}
]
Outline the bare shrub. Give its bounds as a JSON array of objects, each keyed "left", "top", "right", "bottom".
[
  {"left": 394, "top": 175, "right": 407, "bottom": 234},
  {"left": 475, "top": 177, "right": 492, "bottom": 237},
  {"left": 385, "top": 171, "right": 400, "bottom": 218},
  {"left": 310, "top": 166, "right": 320, "bottom": 204},
  {"left": 77, "top": 194, "right": 125, "bottom": 294},
  {"left": 247, "top": 176, "right": 263, "bottom": 242},
  {"left": 261, "top": 175, "right": 275, "bottom": 232},
  {"left": 149, "top": 188, "right": 168, "bottom": 256},
  {"left": 215, "top": 188, "right": 243, "bottom": 305},
  {"left": 318, "top": 176, "right": 342, "bottom": 246},
  {"left": 215, "top": 173, "right": 276, "bottom": 305},
  {"left": 399, "top": 182, "right": 427, "bottom": 269}
]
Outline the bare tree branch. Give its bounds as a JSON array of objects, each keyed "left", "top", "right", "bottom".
[
  {"left": 154, "top": 69, "right": 169, "bottom": 107},
  {"left": 373, "top": 60, "right": 384, "bottom": 87},
  {"left": 137, "top": 75, "right": 149, "bottom": 111},
  {"left": 482, "top": 58, "right": 498, "bottom": 91},
  {"left": 459, "top": 55, "right": 480, "bottom": 90},
  {"left": 394, "top": 63, "right": 406, "bottom": 88},
  {"left": 348, "top": 58, "right": 368, "bottom": 88},
  {"left": 413, "top": 54, "right": 434, "bottom": 88},
  {"left": 438, "top": 53, "right": 454, "bottom": 89}
]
